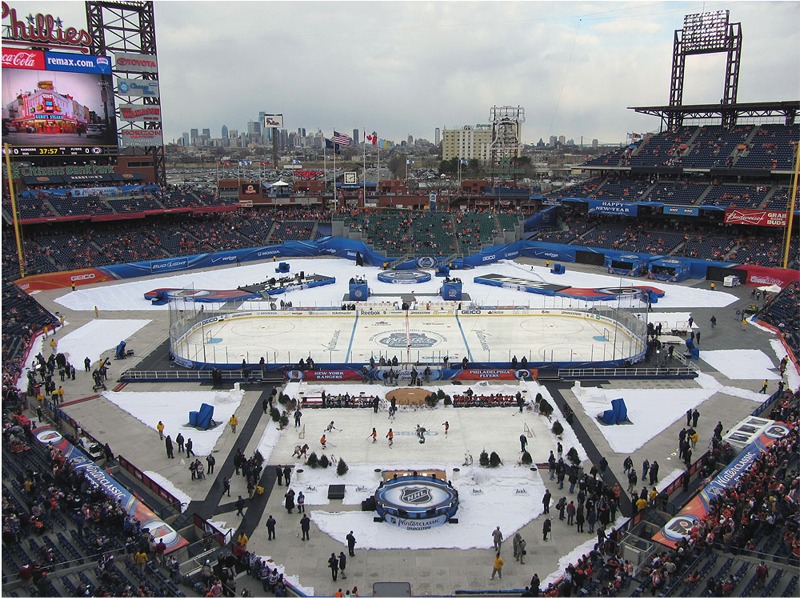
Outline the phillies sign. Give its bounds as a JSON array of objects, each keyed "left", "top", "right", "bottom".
[
  {"left": 2, "top": 2, "right": 92, "bottom": 50},
  {"left": 724, "top": 208, "right": 788, "bottom": 228}
]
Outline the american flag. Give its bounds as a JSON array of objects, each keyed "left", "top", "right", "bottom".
[{"left": 333, "top": 131, "right": 353, "bottom": 146}]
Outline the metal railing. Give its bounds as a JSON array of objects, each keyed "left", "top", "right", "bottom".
[
  {"left": 118, "top": 368, "right": 281, "bottom": 382},
  {"left": 557, "top": 365, "right": 697, "bottom": 379}
]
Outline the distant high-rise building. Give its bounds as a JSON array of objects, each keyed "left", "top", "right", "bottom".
[
  {"left": 190, "top": 128, "right": 199, "bottom": 145},
  {"left": 435, "top": 128, "right": 441, "bottom": 145},
  {"left": 558, "top": 135, "right": 566, "bottom": 145},
  {"left": 182, "top": 132, "right": 190, "bottom": 146},
  {"left": 407, "top": 134, "right": 414, "bottom": 146},
  {"left": 221, "top": 125, "right": 228, "bottom": 139},
  {"left": 353, "top": 129, "right": 359, "bottom": 145},
  {"left": 298, "top": 127, "right": 306, "bottom": 137},
  {"left": 548, "top": 135, "right": 557, "bottom": 147},
  {"left": 441, "top": 125, "right": 492, "bottom": 163},
  {"left": 202, "top": 128, "right": 210, "bottom": 138},
  {"left": 592, "top": 138, "right": 599, "bottom": 149}
]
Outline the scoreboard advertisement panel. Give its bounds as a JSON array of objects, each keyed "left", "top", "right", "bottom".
[{"left": 2, "top": 48, "right": 118, "bottom": 158}]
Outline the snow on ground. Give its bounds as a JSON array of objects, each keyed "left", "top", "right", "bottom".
[
  {"left": 699, "top": 349, "right": 781, "bottom": 380},
  {"left": 311, "top": 464, "right": 547, "bottom": 550},
  {"left": 144, "top": 471, "right": 193, "bottom": 512},
  {"left": 25, "top": 255, "right": 791, "bottom": 590},
  {"left": 53, "top": 258, "right": 739, "bottom": 313},
  {"left": 572, "top": 382, "right": 718, "bottom": 454},
  {"left": 102, "top": 387, "right": 244, "bottom": 457}
]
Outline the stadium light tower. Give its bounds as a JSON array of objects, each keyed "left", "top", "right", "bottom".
[
  {"left": 489, "top": 105, "right": 525, "bottom": 188},
  {"left": 668, "top": 10, "right": 742, "bottom": 129}
]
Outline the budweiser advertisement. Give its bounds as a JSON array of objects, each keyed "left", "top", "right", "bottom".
[{"left": 724, "top": 208, "right": 788, "bottom": 228}]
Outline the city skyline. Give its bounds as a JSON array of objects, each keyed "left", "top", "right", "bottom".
[{"left": 4, "top": 1, "right": 799, "bottom": 145}]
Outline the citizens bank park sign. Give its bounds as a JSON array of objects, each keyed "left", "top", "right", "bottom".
[{"left": 724, "top": 208, "right": 788, "bottom": 228}]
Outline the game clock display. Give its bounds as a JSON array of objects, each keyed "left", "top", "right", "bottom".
[{"left": 2, "top": 146, "right": 110, "bottom": 157}]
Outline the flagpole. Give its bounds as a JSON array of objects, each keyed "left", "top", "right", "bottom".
[
  {"left": 323, "top": 140, "right": 327, "bottom": 203},
  {"left": 377, "top": 145, "right": 380, "bottom": 198},
  {"left": 363, "top": 127, "right": 367, "bottom": 206},
  {"left": 332, "top": 129, "right": 336, "bottom": 206}
]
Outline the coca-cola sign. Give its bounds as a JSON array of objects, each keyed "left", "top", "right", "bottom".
[
  {"left": 2, "top": 2, "right": 92, "bottom": 50},
  {"left": 2, "top": 47, "right": 45, "bottom": 70},
  {"left": 724, "top": 208, "right": 788, "bottom": 228}
]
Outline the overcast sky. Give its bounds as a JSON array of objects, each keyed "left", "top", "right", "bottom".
[{"left": 5, "top": 1, "right": 800, "bottom": 145}]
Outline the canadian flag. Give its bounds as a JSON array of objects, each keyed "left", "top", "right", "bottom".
[{"left": 365, "top": 132, "right": 377, "bottom": 145}]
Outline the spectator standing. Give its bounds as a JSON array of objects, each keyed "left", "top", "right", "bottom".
[
  {"left": 492, "top": 526, "right": 503, "bottom": 552},
  {"left": 230, "top": 414, "right": 238, "bottom": 433},
  {"left": 491, "top": 552, "right": 504, "bottom": 580},
  {"left": 338, "top": 552, "right": 348, "bottom": 579},
  {"left": 266, "top": 515, "right": 276, "bottom": 540},
  {"left": 346, "top": 531, "right": 356, "bottom": 556},
  {"left": 542, "top": 489, "right": 551, "bottom": 514},
  {"left": 165, "top": 435, "right": 174, "bottom": 459},
  {"left": 328, "top": 553, "right": 339, "bottom": 581},
  {"left": 185, "top": 437, "right": 194, "bottom": 458},
  {"left": 156, "top": 420, "right": 164, "bottom": 440},
  {"left": 206, "top": 453, "right": 215, "bottom": 475},
  {"left": 542, "top": 518, "right": 552, "bottom": 541},
  {"left": 300, "top": 514, "right": 310, "bottom": 540}
]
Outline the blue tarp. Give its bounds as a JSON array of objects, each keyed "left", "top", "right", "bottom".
[
  {"left": 601, "top": 398, "right": 628, "bottom": 424},
  {"left": 196, "top": 403, "right": 214, "bottom": 430}
]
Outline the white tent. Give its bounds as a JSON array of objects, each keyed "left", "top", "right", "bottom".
[
  {"left": 758, "top": 284, "right": 782, "bottom": 294},
  {"left": 270, "top": 180, "right": 290, "bottom": 187}
]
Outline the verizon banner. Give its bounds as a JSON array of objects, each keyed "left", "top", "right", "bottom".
[
  {"left": 118, "top": 103, "right": 162, "bottom": 122},
  {"left": 724, "top": 208, "right": 788, "bottom": 228},
  {"left": 114, "top": 52, "right": 158, "bottom": 73},
  {"left": 119, "top": 129, "right": 163, "bottom": 147}
]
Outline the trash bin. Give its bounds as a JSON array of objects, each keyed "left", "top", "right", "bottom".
[
  {"left": 451, "top": 467, "right": 460, "bottom": 481},
  {"left": 296, "top": 468, "right": 304, "bottom": 481}
]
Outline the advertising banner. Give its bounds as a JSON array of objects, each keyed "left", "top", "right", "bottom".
[
  {"left": 663, "top": 205, "right": 699, "bottom": 216},
  {"left": 118, "top": 103, "right": 162, "bottom": 122},
  {"left": 119, "top": 129, "right": 163, "bottom": 147},
  {"left": 724, "top": 208, "right": 788, "bottom": 228},
  {"left": 587, "top": 200, "right": 638, "bottom": 217},
  {"left": 114, "top": 51, "right": 158, "bottom": 73},
  {"left": 14, "top": 268, "right": 117, "bottom": 292},
  {"left": 116, "top": 78, "right": 160, "bottom": 97},
  {"left": 44, "top": 51, "right": 111, "bottom": 75},
  {"left": 2, "top": 47, "right": 45, "bottom": 70},
  {"left": 652, "top": 422, "right": 791, "bottom": 549},
  {"left": 32, "top": 424, "right": 188, "bottom": 553},
  {"left": 262, "top": 113, "right": 283, "bottom": 128}
]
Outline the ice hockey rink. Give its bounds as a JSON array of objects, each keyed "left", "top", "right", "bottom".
[{"left": 174, "top": 308, "right": 643, "bottom": 366}]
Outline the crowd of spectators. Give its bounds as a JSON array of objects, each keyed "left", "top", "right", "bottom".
[
  {"left": 757, "top": 282, "right": 800, "bottom": 363},
  {"left": 2, "top": 414, "right": 181, "bottom": 596}
]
